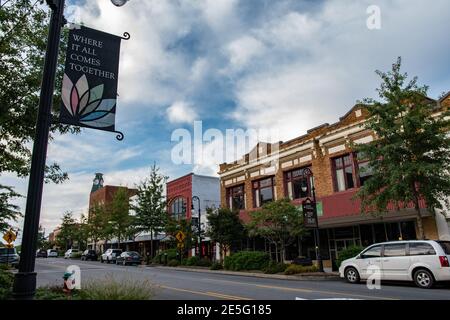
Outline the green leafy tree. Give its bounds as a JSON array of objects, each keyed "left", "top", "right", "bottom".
[
  {"left": 133, "top": 164, "right": 168, "bottom": 259},
  {"left": 247, "top": 199, "right": 305, "bottom": 263},
  {"left": 88, "top": 203, "right": 108, "bottom": 251},
  {"left": 109, "top": 187, "right": 133, "bottom": 246},
  {"left": 56, "top": 211, "right": 77, "bottom": 250},
  {"left": 36, "top": 224, "right": 47, "bottom": 249},
  {"left": 0, "top": 185, "right": 22, "bottom": 233},
  {"left": 1, "top": 1, "right": 79, "bottom": 228},
  {"left": 355, "top": 57, "right": 450, "bottom": 239},
  {"left": 206, "top": 207, "right": 245, "bottom": 263},
  {"left": 164, "top": 216, "right": 195, "bottom": 259}
]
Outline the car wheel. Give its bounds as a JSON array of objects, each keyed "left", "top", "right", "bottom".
[
  {"left": 345, "top": 267, "right": 360, "bottom": 284},
  {"left": 107, "top": 259, "right": 110, "bottom": 264},
  {"left": 414, "top": 269, "right": 434, "bottom": 289},
  {"left": 100, "top": 258, "right": 103, "bottom": 263}
]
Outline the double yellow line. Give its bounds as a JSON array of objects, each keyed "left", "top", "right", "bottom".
[{"left": 160, "top": 285, "right": 252, "bottom": 300}]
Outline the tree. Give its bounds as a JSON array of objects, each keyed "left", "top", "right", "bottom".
[
  {"left": 109, "top": 187, "right": 132, "bottom": 246},
  {"left": 0, "top": 185, "right": 22, "bottom": 233},
  {"left": 132, "top": 164, "right": 168, "bottom": 260},
  {"left": 355, "top": 57, "right": 450, "bottom": 239},
  {"left": 56, "top": 211, "right": 77, "bottom": 250},
  {"left": 247, "top": 198, "right": 305, "bottom": 263},
  {"left": 206, "top": 207, "right": 245, "bottom": 263},
  {"left": 76, "top": 213, "right": 90, "bottom": 251},
  {"left": 164, "top": 216, "right": 195, "bottom": 259},
  {"left": 87, "top": 203, "right": 108, "bottom": 251},
  {"left": 36, "top": 224, "right": 47, "bottom": 249}
]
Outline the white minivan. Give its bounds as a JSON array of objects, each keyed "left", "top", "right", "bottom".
[{"left": 339, "top": 240, "right": 450, "bottom": 289}]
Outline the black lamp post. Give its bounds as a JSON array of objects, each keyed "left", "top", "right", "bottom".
[
  {"left": 191, "top": 196, "right": 202, "bottom": 258},
  {"left": 12, "top": 0, "right": 131, "bottom": 300},
  {"left": 301, "top": 167, "right": 324, "bottom": 272}
]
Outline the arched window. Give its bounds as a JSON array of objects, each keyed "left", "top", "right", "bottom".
[{"left": 170, "top": 197, "right": 186, "bottom": 220}]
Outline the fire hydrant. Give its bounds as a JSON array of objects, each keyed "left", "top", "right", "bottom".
[{"left": 63, "top": 271, "right": 75, "bottom": 298}]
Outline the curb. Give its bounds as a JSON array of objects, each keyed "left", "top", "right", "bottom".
[{"left": 142, "top": 265, "right": 341, "bottom": 281}]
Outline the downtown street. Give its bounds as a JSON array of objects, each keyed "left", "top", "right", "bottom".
[{"left": 34, "top": 258, "right": 450, "bottom": 300}]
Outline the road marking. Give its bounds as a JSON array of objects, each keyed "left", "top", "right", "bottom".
[
  {"left": 160, "top": 285, "right": 252, "bottom": 300},
  {"left": 202, "top": 278, "right": 398, "bottom": 300}
]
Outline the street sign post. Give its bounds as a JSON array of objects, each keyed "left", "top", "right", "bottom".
[
  {"left": 175, "top": 231, "right": 186, "bottom": 243},
  {"left": 302, "top": 198, "right": 318, "bottom": 229},
  {"left": 3, "top": 229, "right": 17, "bottom": 244}
]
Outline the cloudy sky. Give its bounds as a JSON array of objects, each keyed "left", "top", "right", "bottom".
[{"left": 2, "top": 0, "right": 450, "bottom": 240}]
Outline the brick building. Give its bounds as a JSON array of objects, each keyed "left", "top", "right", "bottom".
[
  {"left": 87, "top": 173, "right": 137, "bottom": 251},
  {"left": 219, "top": 94, "right": 450, "bottom": 270},
  {"left": 166, "top": 173, "right": 221, "bottom": 258}
]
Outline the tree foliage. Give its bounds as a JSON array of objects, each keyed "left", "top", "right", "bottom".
[
  {"left": 355, "top": 57, "right": 450, "bottom": 239},
  {"left": 206, "top": 207, "right": 245, "bottom": 262},
  {"left": 247, "top": 198, "right": 305, "bottom": 263},
  {"left": 0, "top": 185, "right": 22, "bottom": 233},
  {"left": 108, "top": 187, "right": 134, "bottom": 245},
  {"left": 132, "top": 164, "right": 168, "bottom": 258},
  {"left": 55, "top": 211, "right": 77, "bottom": 250}
]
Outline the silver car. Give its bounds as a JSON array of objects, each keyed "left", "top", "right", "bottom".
[{"left": 0, "top": 247, "right": 20, "bottom": 267}]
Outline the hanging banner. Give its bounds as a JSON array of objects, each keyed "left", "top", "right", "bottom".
[
  {"left": 59, "top": 24, "right": 129, "bottom": 140},
  {"left": 301, "top": 198, "right": 319, "bottom": 229}
]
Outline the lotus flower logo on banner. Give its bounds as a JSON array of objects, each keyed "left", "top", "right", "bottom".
[
  {"left": 62, "top": 74, "right": 116, "bottom": 128},
  {"left": 59, "top": 24, "right": 129, "bottom": 140}
]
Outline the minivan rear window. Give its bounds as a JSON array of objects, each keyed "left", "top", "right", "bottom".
[
  {"left": 409, "top": 243, "right": 436, "bottom": 256},
  {"left": 438, "top": 241, "right": 450, "bottom": 254}
]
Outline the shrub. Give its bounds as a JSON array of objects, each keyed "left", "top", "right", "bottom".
[
  {"left": 263, "top": 261, "right": 289, "bottom": 274},
  {"left": 35, "top": 286, "right": 71, "bottom": 300},
  {"left": 152, "top": 249, "right": 178, "bottom": 264},
  {"left": 210, "top": 262, "right": 223, "bottom": 270},
  {"left": 180, "top": 259, "right": 188, "bottom": 266},
  {"left": 197, "top": 258, "right": 212, "bottom": 267},
  {"left": 186, "top": 256, "right": 200, "bottom": 266},
  {"left": 224, "top": 251, "right": 270, "bottom": 271},
  {"left": 167, "top": 259, "right": 180, "bottom": 267},
  {"left": 336, "top": 246, "right": 365, "bottom": 268},
  {"left": 284, "top": 264, "right": 318, "bottom": 275},
  {"left": 0, "top": 265, "right": 14, "bottom": 300}
]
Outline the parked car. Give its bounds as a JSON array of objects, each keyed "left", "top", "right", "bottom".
[
  {"left": 100, "top": 249, "right": 122, "bottom": 264},
  {"left": 47, "top": 249, "right": 58, "bottom": 258},
  {"left": 64, "top": 248, "right": 79, "bottom": 259},
  {"left": 116, "top": 251, "right": 142, "bottom": 266},
  {"left": 339, "top": 240, "right": 450, "bottom": 289},
  {"left": 36, "top": 249, "right": 48, "bottom": 258},
  {"left": 0, "top": 247, "right": 20, "bottom": 267},
  {"left": 292, "top": 256, "right": 313, "bottom": 266},
  {"left": 81, "top": 249, "right": 98, "bottom": 261}
]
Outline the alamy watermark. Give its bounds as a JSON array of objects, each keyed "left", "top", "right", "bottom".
[{"left": 367, "top": 5, "right": 381, "bottom": 30}]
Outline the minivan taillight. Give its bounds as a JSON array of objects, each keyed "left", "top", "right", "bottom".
[{"left": 439, "top": 256, "right": 449, "bottom": 267}]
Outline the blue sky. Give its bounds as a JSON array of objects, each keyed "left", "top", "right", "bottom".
[{"left": 2, "top": 0, "right": 450, "bottom": 238}]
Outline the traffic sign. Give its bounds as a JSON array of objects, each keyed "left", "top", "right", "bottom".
[
  {"left": 177, "top": 242, "right": 185, "bottom": 249},
  {"left": 3, "top": 229, "right": 17, "bottom": 244},
  {"left": 175, "top": 231, "right": 186, "bottom": 243},
  {"left": 5, "top": 244, "right": 14, "bottom": 248}
]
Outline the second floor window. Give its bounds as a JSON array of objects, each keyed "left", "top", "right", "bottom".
[
  {"left": 170, "top": 197, "right": 186, "bottom": 220},
  {"left": 226, "top": 185, "right": 245, "bottom": 210},
  {"left": 285, "top": 167, "right": 312, "bottom": 199},
  {"left": 333, "top": 154, "right": 355, "bottom": 191},
  {"left": 355, "top": 152, "right": 374, "bottom": 186},
  {"left": 253, "top": 177, "right": 274, "bottom": 208}
]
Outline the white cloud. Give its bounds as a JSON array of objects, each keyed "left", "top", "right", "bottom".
[
  {"left": 166, "top": 101, "right": 197, "bottom": 124},
  {"left": 225, "top": 36, "right": 265, "bottom": 71}
]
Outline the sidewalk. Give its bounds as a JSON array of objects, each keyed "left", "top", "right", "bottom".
[{"left": 143, "top": 264, "right": 341, "bottom": 281}]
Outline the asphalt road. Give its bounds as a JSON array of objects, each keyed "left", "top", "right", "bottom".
[{"left": 34, "top": 258, "right": 450, "bottom": 300}]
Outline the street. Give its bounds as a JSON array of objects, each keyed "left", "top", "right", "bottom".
[{"left": 34, "top": 258, "right": 450, "bottom": 300}]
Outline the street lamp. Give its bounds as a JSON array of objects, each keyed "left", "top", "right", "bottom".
[
  {"left": 111, "top": 0, "right": 131, "bottom": 7},
  {"left": 191, "top": 196, "right": 202, "bottom": 258},
  {"left": 301, "top": 167, "right": 324, "bottom": 272},
  {"left": 12, "top": 0, "right": 130, "bottom": 300}
]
